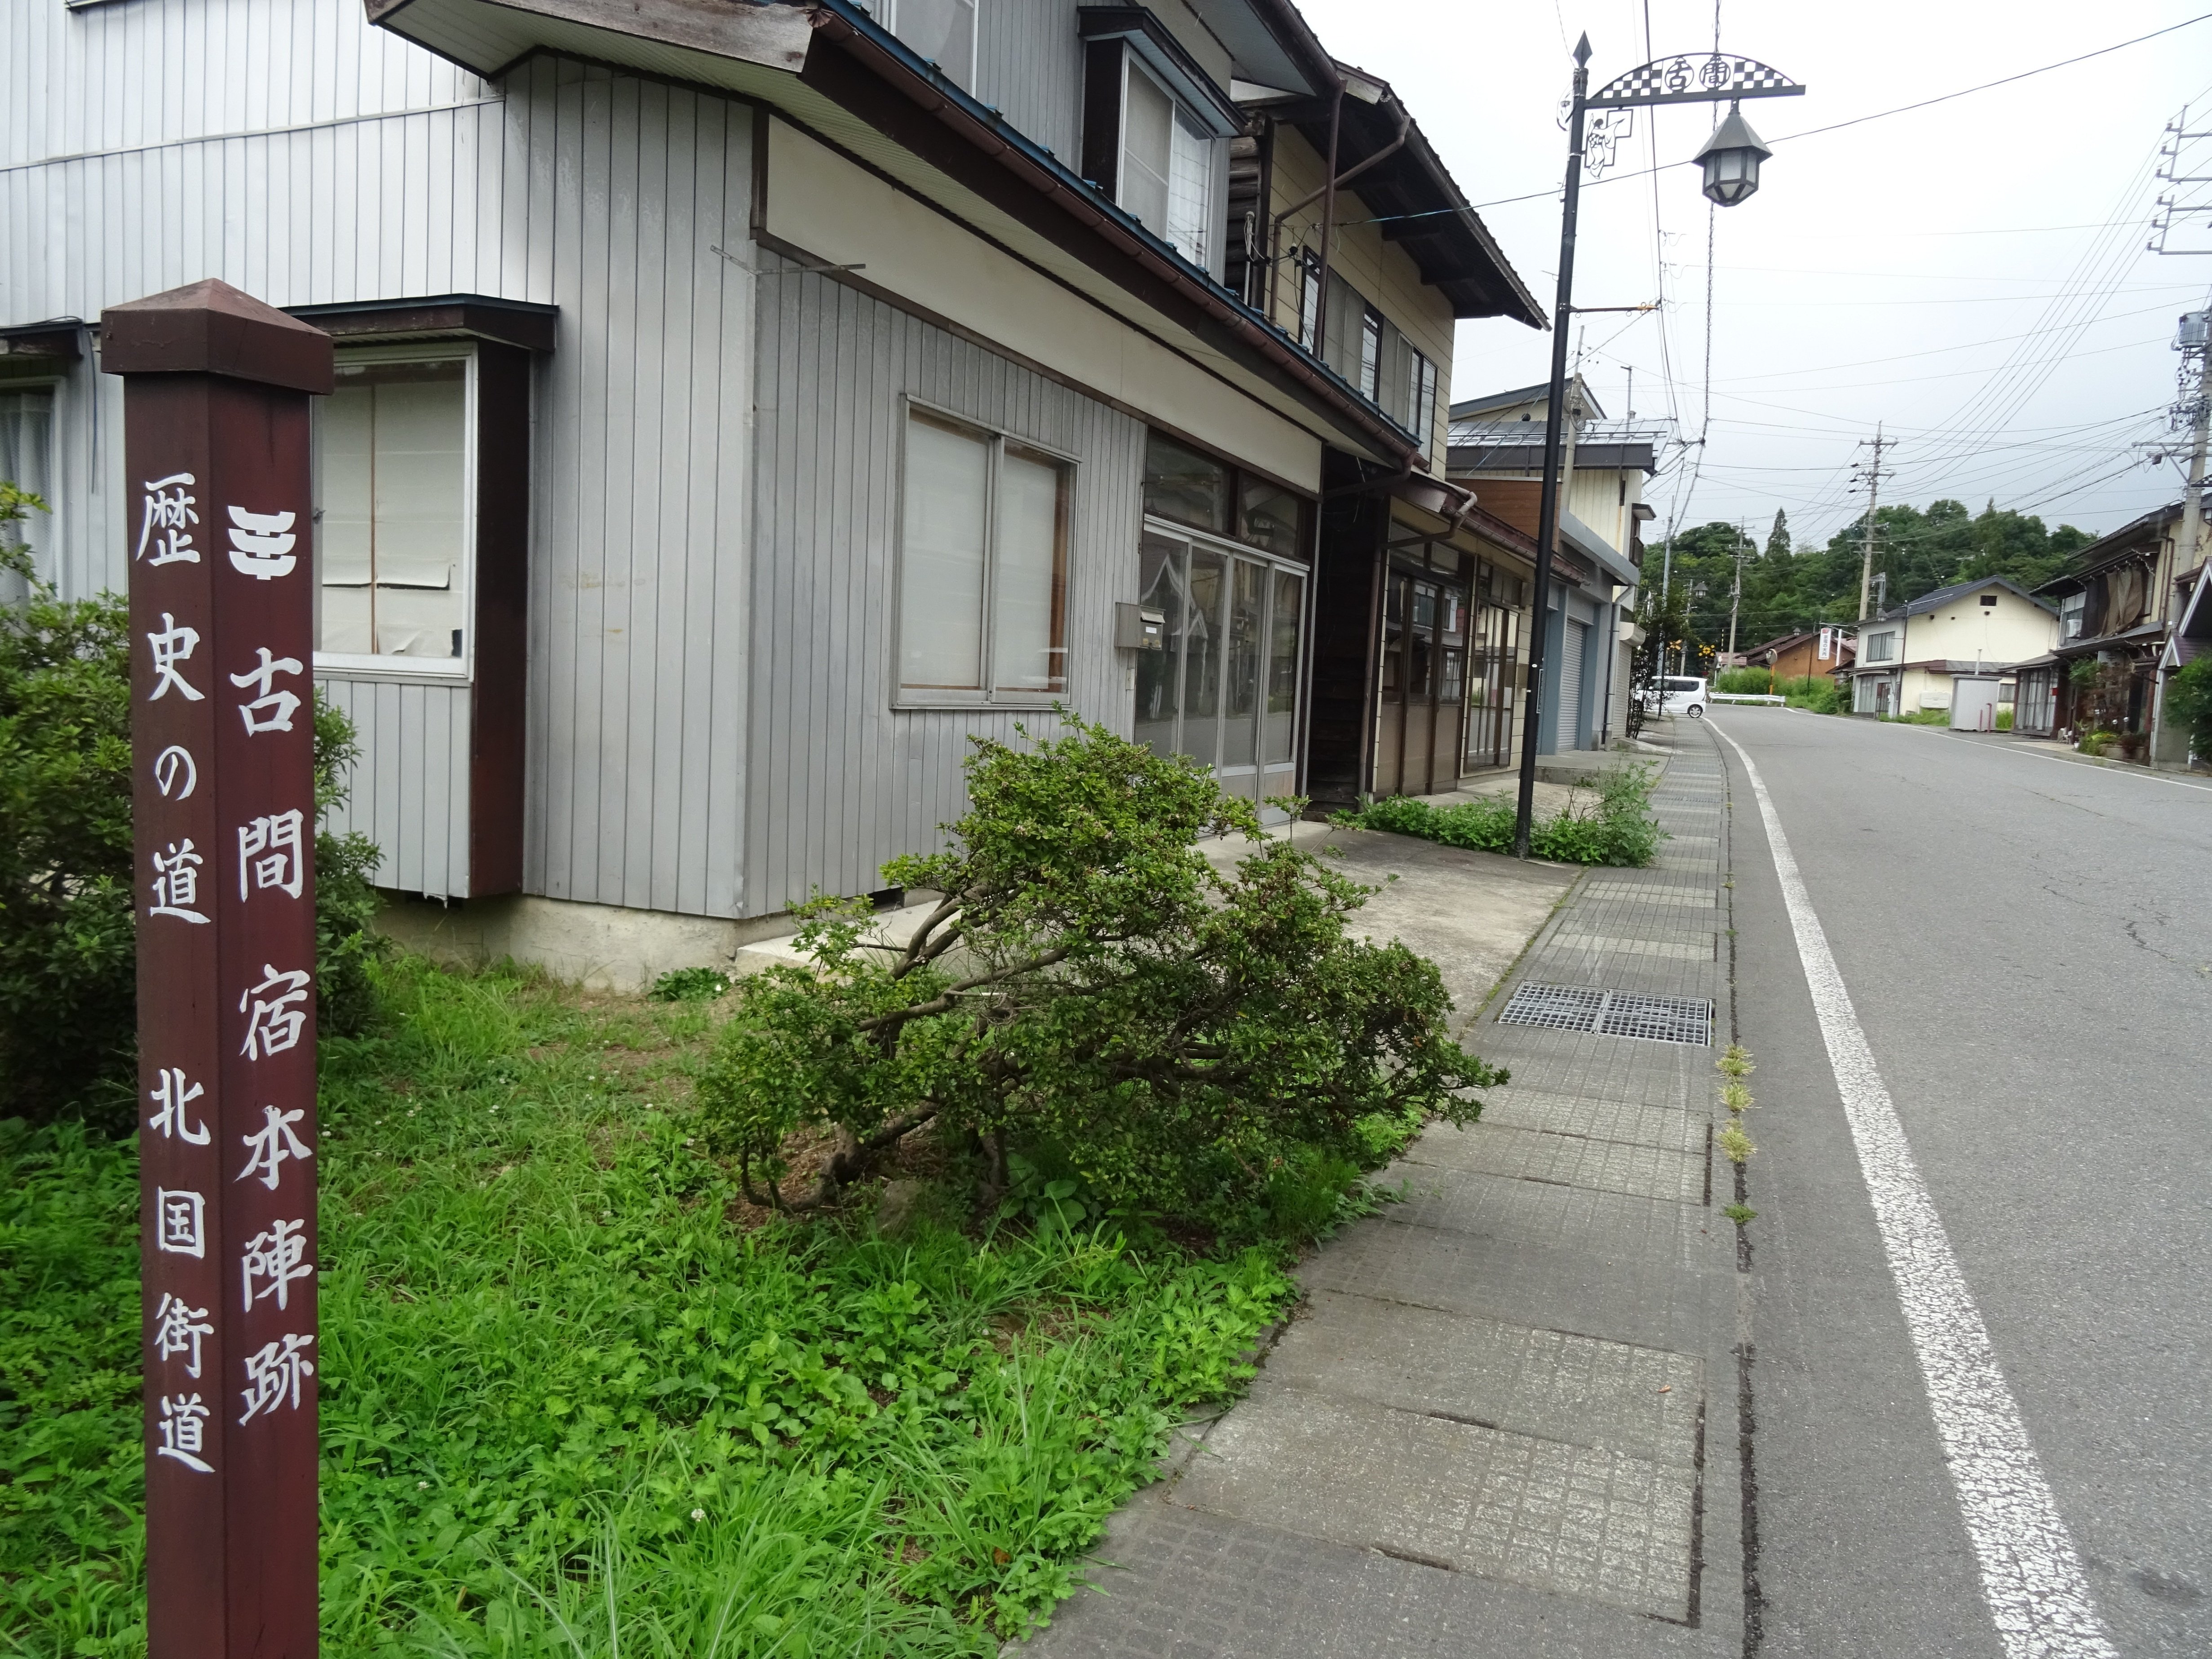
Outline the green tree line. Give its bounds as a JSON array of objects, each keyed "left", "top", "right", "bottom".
[{"left": 1648, "top": 500, "right": 2093, "bottom": 652}]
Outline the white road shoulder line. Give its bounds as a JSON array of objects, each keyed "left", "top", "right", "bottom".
[{"left": 1710, "top": 721, "right": 2117, "bottom": 1659}]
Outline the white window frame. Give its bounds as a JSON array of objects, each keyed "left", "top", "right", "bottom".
[
  {"left": 873, "top": 0, "right": 978, "bottom": 91},
  {"left": 1120, "top": 55, "right": 1215, "bottom": 268},
  {"left": 1408, "top": 348, "right": 1437, "bottom": 448},
  {"left": 1357, "top": 306, "right": 1383, "bottom": 403},
  {"left": 2058, "top": 591, "right": 2085, "bottom": 641},
  {"left": 310, "top": 341, "right": 478, "bottom": 685},
  {"left": 1861, "top": 628, "right": 1896, "bottom": 664},
  {"left": 893, "top": 398, "right": 1078, "bottom": 710}
]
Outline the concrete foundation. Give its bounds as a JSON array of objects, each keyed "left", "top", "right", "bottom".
[{"left": 373, "top": 891, "right": 794, "bottom": 994}]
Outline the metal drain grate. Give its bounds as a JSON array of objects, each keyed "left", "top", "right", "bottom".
[
  {"left": 1496, "top": 983, "right": 1608, "bottom": 1031},
  {"left": 1597, "top": 992, "right": 1712, "bottom": 1045},
  {"left": 1498, "top": 983, "right": 1712, "bottom": 1046}
]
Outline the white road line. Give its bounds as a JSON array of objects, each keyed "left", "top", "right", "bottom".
[
  {"left": 1711, "top": 721, "right": 2119, "bottom": 1659},
  {"left": 1935, "top": 731, "right": 2212, "bottom": 794}
]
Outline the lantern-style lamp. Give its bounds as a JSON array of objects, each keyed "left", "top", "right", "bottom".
[{"left": 1696, "top": 106, "right": 1771, "bottom": 207}]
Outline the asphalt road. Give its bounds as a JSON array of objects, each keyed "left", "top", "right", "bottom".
[{"left": 1706, "top": 708, "right": 2212, "bottom": 1658}]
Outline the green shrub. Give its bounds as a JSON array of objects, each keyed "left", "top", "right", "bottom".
[
  {"left": 1776, "top": 675, "right": 1845, "bottom": 715},
  {"left": 695, "top": 714, "right": 1500, "bottom": 1221},
  {"left": 1343, "top": 760, "right": 1663, "bottom": 868},
  {"left": 0, "top": 529, "right": 385, "bottom": 1125},
  {"left": 1714, "top": 667, "right": 1772, "bottom": 695},
  {"left": 2167, "top": 655, "right": 2212, "bottom": 759},
  {"left": 1995, "top": 708, "right": 2014, "bottom": 731}
]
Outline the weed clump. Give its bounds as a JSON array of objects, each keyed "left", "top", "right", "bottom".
[{"left": 1338, "top": 761, "right": 1664, "bottom": 867}]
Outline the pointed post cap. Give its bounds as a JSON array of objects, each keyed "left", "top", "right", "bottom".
[
  {"left": 100, "top": 278, "right": 333, "bottom": 394},
  {"left": 1574, "top": 32, "right": 1592, "bottom": 65}
]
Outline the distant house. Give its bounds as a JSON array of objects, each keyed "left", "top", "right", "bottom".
[
  {"left": 1741, "top": 627, "right": 1854, "bottom": 681},
  {"left": 2026, "top": 504, "right": 2196, "bottom": 757},
  {"left": 1848, "top": 577, "right": 2057, "bottom": 719},
  {"left": 1447, "top": 376, "right": 1656, "bottom": 756}
]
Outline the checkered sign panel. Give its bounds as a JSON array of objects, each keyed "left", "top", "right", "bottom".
[{"left": 1588, "top": 55, "right": 1804, "bottom": 108}]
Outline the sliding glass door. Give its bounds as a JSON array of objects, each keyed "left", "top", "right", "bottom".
[{"left": 1136, "top": 526, "right": 1305, "bottom": 800}]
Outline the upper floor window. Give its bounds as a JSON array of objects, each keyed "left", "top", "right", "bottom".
[
  {"left": 898, "top": 407, "right": 1071, "bottom": 704},
  {"left": 1080, "top": 15, "right": 1239, "bottom": 277},
  {"left": 877, "top": 0, "right": 977, "bottom": 90},
  {"left": 1120, "top": 59, "right": 1214, "bottom": 266},
  {"left": 1407, "top": 348, "right": 1437, "bottom": 448},
  {"left": 314, "top": 349, "right": 473, "bottom": 671},
  {"left": 1357, "top": 306, "right": 1383, "bottom": 403},
  {"left": 0, "top": 387, "right": 55, "bottom": 575},
  {"left": 2059, "top": 591, "right": 2085, "bottom": 641},
  {"left": 1862, "top": 628, "right": 1896, "bottom": 664},
  {"left": 1296, "top": 249, "right": 1323, "bottom": 353}
]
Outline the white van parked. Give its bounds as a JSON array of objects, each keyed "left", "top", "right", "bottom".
[{"left": 1656, "top": 676, "right": 1708, "bottom": 719}]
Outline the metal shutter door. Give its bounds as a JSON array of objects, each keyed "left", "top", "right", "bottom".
[{"left": 1557, "top": 619, "right": 1585, "bottom": 746}]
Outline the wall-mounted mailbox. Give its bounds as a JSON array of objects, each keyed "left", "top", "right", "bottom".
[{"left": 1115, "top": 602, "right": 1166, "bottom": 651}]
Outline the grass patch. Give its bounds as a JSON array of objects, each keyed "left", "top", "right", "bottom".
[
  {"left": 1338, "top": 761, "right": 1664, "bottom": 867},
  {"left": 4, "top": 954, "right": 1337, "bottom": 1655},
  {"left": 1879, "top": 707, "right": 1950, "bottom": 726}
]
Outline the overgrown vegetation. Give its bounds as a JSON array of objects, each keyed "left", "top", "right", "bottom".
[
  {"left": 4, "top": 955, "right": 1391, "bottom": 1655},
  {"left": 1339, "top": 761, "right": 1664, "bottom": 868},
  {"left": 1713, "top": 668, "right": 1774, "bottom": 695},
  {"left": 0, "top": 519, "right": 384, "bottom": 1126},
  {"left": 696, "top": 716, "right": 1497, "bottom": 1221},
  {"left": 2166, "top": 655, "right": 2212, "bottom": 761},
  {"left": 1775, "top": 675, "right": 1845, "bottom": 716}
]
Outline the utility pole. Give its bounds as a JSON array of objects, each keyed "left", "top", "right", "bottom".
[
  {"left": 1726, "top": 518, "right": 1747, "bottom": 665},
  {"left": 1854, "top": 425, "right": 1894, "bottom": 621}
]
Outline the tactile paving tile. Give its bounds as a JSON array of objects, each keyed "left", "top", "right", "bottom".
[{"left": 1172, "top": 1389, "right": 1699, "bottom": 1621}]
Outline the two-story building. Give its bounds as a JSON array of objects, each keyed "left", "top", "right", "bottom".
[
  {"left": 1739, "top": 627, "right": 1854, "bottom": 682},
  {"left": 2022, "top": 504, "right": 2192, "bottom": 755},
  {"left": 1447, "top": 377, "right": 1655, "bottom": 755},
  {"left": 1848, "top": 577, "right": 2057, "bottom": 720},
  {"left": 0, "top": 0, "right": 1540, "bottom": 982}
]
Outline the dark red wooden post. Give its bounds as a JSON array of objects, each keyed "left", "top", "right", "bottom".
[{"left": 104, "top": 280, "right": 333, "bottom": 1659}]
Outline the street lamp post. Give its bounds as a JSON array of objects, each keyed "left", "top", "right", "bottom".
[{"left": 1513, "top": 37, "right": 1805, "bottom": 857}]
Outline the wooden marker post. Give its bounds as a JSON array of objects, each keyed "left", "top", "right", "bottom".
[{"left": 103, "top": 280, "right": 334, "bottom": 1659}]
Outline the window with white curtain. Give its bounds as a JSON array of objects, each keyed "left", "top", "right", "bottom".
[
  {"left": 898, "top": 408, "right": 1070, "bottom": 703},
  {"left": 1121, "top": 58, "right": 1214, "bottom": 268},
  {"left": 1357, "top": 306, "right": 1383, "bottom": 402},
  {"left": 313, "top": 349, "right": 473, "bottom": 670},
  {"left": 0, "top": 388, "right": 55, "bottom": 571},
  {"left": 876, "top": 0, "right": 977, "bottom": 90}
]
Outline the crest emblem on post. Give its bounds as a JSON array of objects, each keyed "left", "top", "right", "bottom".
[{"left": 226, "top": 506, "right": 299, "bottom": 580}]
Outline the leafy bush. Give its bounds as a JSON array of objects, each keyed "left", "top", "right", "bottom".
[
  {"left": 1775, "top": 674, "right": 1845, "bottom": 715},
  {"left": 0, "top": 529, "right": 385, "bottom": 1125},
  {"left": 695, "top": 715, "right": 1498, "bottom": 1221},
  {"left": 3, "top": 957, "right": 1302, "bottom": 1652},
  {"left": 1714, "top": 667, "right": 1773, "bottom": 695},
  {"left": 1995, "top": 708, "right": 2014, "bottom": 731},
  {"left": 1343, "top": 760, "right": 1663, "bottom": 868},
  {"left": 2166, "top": 655, "right": 2212, "bottom": 759}
]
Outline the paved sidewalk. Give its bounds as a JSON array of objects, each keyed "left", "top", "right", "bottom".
[{"left": 1029, "top": 721, "right": 1746, "bottom": 1658}]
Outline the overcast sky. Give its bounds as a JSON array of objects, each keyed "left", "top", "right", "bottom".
[{"left": 1292, "top": 0, "right": 2212, "bottom": 549}]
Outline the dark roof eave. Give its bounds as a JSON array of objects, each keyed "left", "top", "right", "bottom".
[{"left": 802, "top": 3, "right": 1424, "bottom": 462}]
